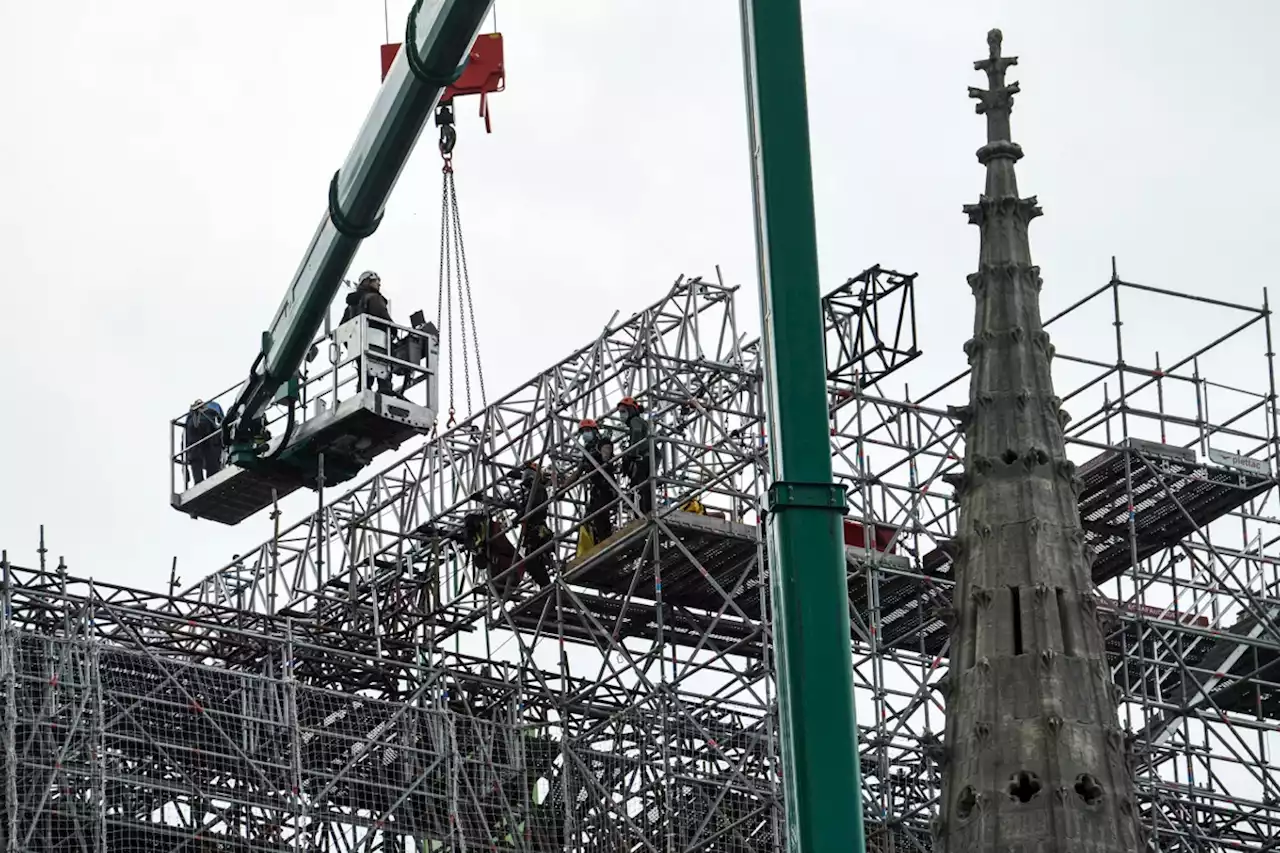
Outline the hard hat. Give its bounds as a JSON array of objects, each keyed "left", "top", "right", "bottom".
[
  {"left": 579, "top": 418, "right": 597, "bottom": 430},
  {"left": 191, "top": 399, "right": 204, "bottom": 409},
  {"left": 618, "top": 396, "right": 639, "bottom": 410},
  {"left": 357, "top": 270, "right": 380, "bottom": 286}
]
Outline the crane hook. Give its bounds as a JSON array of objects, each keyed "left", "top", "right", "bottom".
[{"left": 436, "top": 103, "right": 457, "bottom": 161}]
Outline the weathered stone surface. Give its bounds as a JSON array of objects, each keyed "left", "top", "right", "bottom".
[{"left": 937, "top": 29, "right": 1143, "bottom": 853}]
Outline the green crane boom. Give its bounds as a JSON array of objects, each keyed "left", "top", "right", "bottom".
[
  {"left": 740, "top": 2, "right": 867, "bottom": 852},
  {"left": 223, "top": 0, "right": 492, "bottom": 448}
]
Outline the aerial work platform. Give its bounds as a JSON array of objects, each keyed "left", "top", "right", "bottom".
[{"left": 171, "top": 314, "right": 439, "bottom": 525}]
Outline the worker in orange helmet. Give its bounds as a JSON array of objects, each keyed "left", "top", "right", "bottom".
[
  {"left": 616, "top": 396, "right": 653, "bottom": 515},
  {"left": 574, "top": 417, "right": 615, "bottom": 549}
]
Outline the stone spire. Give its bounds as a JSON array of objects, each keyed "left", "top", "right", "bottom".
[{"left": 935, "top": 30, "right": 1142, "bottom": 853}]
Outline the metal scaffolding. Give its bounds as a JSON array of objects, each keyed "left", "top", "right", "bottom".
[{"left": 3, "top": 265, "right": 1278, "bottom": 851}]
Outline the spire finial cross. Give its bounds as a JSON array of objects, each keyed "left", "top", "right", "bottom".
[{"left": 969, "top": 28, "right": 1020, "bottom": 145}]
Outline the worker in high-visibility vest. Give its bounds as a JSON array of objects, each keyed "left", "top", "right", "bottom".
[{"left": 680, "top": 497, "right": 706, "bottom": 515}]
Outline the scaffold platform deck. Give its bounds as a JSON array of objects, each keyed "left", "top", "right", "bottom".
[
  {"left": 917, "top": 444, "right": 1272, "bottom": 589},
  {"left": 1077, "top": 442, "right": 1273, "bottom": 584},
  {"left": 563, "top": 512, "right": 763, "bottom": 614},
  {"left": 507, "top": 452, "right": 1276, "bottom": 722},
  {"left": 508, "top": 587, "right": 768, "bottom": 659},
  {"left": 507, "top": 511, "right": 913, "bottom": 658},
  {"left": 1107, "top": 604, "right": 1280, "bottom": 723}
]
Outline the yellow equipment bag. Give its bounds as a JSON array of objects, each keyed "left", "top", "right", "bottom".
[{"left": 576, "top": 526, "right": 596, "bottom": 558}]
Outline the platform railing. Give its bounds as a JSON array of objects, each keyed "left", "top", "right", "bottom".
[{"left": 169, "top": 380, "right": 245, "bottom": 496}]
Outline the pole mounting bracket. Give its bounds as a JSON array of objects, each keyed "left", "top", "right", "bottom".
[{"left": 765, "top": 481, "right": 848, "bottom": 513}]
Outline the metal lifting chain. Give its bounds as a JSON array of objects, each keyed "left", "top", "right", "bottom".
[{"left": 434, "top": 105, "right": 487, "bottom": 430}]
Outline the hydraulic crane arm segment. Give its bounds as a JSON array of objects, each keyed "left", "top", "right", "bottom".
[{"left": 227, "top": 0, "right": 494, "bottom": 443}]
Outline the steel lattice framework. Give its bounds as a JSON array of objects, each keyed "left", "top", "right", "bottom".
[{"left": 3, "top": 267, "right": 1279, "bottom": 852}]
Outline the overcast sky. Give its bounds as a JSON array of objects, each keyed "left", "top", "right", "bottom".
[{"left": 1, "top": 0, "right": 1277, "bottom": 590}]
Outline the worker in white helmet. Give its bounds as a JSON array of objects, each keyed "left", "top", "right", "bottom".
[
  {"left": 340, "top": 270, "right": 396, "bottom": 394},
  {"left": 341, "top": 270, "right": 393, "bottom": 324}
]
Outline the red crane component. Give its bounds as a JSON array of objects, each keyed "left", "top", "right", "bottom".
[
  {"left": 379, "top": 43, "right": 401, "bottom": 80},
  {"left": 841, "top": 519, "right": 898, "bottom": 554},
  {"left": 380, "top": 32, "right": 505, "bottom": 132}
]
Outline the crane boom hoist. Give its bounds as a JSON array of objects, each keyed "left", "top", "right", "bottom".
[
  {"left": 169, "top": 0, "right": 498, "bottom": 525},
  {"left": 167, "top": 1, "right": 867, "bottom": 848}
]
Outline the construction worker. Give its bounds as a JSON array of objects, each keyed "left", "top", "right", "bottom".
[
  {"left": 460, "top": 512, "right": 521, "bottom": 600},
  {"left": 508, "top": 460, "right": 554, "bottom": 587},
  {"left": 575, "top": 418, "right": 616, "bottom": 552},
  {"left": 617, "top": 396, "right": 653, "bottom": 515},
  {"left": 340, "top": 270, "right": 395, "bottom": 394},
  {"left": 341, "top": 270, "right": 393, "bottom": 324},
  {"left": 183, "top": 399, "right": 224, "bottom": 486}
]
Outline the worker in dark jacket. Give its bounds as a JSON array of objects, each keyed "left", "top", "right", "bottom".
[
  {"left": 183, "top": 399, "right": 224, "bottom": 486},
  {"left": 509, "top": 461, "right": 554, "bottom": 588},
  {"left": 616, "top": 396, "right": 652, "bottom": 515},
  {"left": 573, "top": 418, "right": 615, "bottom": 551},
  {"left": 341, "top": 270, "right": 395, "bottom": 394},
  {"left": 460, "top": 512, "right": 522, "bottom": 600},
  {"left": 341, "top": 270, "right": 393, "bottom": 324}
]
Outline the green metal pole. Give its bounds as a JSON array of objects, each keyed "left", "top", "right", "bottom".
[{"left": 738, "top": 3, "right": 867, "bottom": 853}]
